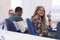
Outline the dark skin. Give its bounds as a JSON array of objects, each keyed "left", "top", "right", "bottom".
[{"left": 15, "top": 10, "right": 23, "bottom": 16}]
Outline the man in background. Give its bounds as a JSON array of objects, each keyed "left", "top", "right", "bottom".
[
  {"left": 0, "top": 9, "right": 14, "bottom": 30},
  {"left": 10, "top": 7, "right": 23, "bottom": 22},
  {"left": 8, "top": 9, "right": 14, "bottom": 17}
]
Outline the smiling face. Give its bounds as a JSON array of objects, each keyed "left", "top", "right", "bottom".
[
  {"left": 37, "top": 7, "right": 45, "bottom": 16},
  {"left": 32, "top": 6, "right": 46, "bottom": 27},
  {"left": 16, "top": 10, "right": 23, "bottom": 16},
  {"left": 8, "top": 10, "right": 14, "bottom": 16},
  {"left": 15, "top": 7, "right": 23, "bottom": 16}
]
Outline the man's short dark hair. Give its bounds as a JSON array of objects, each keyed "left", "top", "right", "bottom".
[{"left": 15, "top": 7, "right": 23, "bottom": 12}]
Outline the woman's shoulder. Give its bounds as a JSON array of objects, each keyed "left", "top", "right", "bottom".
[
  {"left": 33, "top": 15, "right": 39, "bottom": 17},
  {"left": 32, "top": 15, "right": 39, "bottom": 19}
]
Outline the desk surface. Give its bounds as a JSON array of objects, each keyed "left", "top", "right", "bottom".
[{"left": 0, "top": 30, "right": 57, "bottom": 40}]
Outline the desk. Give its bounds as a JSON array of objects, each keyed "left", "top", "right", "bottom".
[{"left": 0, "top": 30, "right": 57, "bottom": 40}]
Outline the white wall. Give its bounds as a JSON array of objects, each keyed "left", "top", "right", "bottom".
[
  {"left": 11, "top": 0, "right": 21, "bottom": 10},
  {"left": 22, "top": 0, "right": 51, "bottom": 19},
  {"left": 0, "top": 0, "right": 11, "bottom": 20}
]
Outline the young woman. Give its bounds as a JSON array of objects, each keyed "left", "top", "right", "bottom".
[{"left": 31, "top": 6, "right": 50, "bottom": 36}]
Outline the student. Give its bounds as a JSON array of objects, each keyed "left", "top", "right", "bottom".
[
  {"left": 8, "top": 9, "right": 14, "bottom": 17},
  {"left": 9, "top": 7, "right": 29, "bottom": 33},
  {"left": 0, "top": 9, "right": 14, "bottom": 30},
  {"left": 31, "top": 6, "right": 51, "bottom": 37},
  {"left": 10, "top": 7, "right": 23, "bottom": 22}
]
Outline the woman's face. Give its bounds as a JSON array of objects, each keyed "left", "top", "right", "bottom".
[{"left": 37, "top": 7, "right": 45, "bottom": 16}]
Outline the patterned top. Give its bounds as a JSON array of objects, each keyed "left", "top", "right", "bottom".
[
  {"left": 31, "top": 15, "right": 48, "bottom": 36},
  {"left": 10, "top": 14, "right": 23, "bottom": 22}
]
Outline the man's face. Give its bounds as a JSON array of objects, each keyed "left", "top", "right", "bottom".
[
  {"left": 17, "top": 10, "right": 23, "bottom": 16},
  {"left": 9, "top": 10, "right": 14, "bottom": 16}
]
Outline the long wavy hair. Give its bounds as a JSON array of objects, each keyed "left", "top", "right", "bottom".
[{"left": 31, "top": 6, "right": 47, "bottom": 28}]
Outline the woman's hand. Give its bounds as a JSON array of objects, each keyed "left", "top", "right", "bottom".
[{"left": 47, "top": 14, "right": 51, "bottom": 19}]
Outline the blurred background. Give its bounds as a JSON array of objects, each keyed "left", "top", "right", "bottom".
[{"left": 0, "top": 0, "right": 60, "bottom": 29}]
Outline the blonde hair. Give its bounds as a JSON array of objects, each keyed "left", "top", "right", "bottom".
[{"left": 32, "top": 6, "right": 47, "bottom": 28}]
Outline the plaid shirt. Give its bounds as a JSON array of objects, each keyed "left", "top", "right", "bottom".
[{"left": 31, "top": 15, "right": 48, "bottom": 36}]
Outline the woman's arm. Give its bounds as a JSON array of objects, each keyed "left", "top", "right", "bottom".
[{"left": 47, "top": 14, "right": 52, "bottom": 29}]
